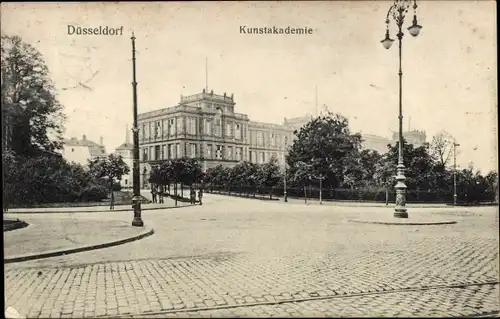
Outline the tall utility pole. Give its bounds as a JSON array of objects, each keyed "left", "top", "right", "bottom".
[
  {"left": 205, "top": 57, "right": 208, "bottom": 92},
  {"left": 453, "top": 139, "right": 460, "bottom": 205},
  {"left": 131, "top": 32, "right": 144, "bottom": 227},
  {"left": 283, "top": 136, "right": 288, "bottom": 202},
  {"left": 315, "top": 84, "right": 318, "bottom": 117}
]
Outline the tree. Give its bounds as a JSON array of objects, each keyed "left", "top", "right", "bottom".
[
  {"left": 88, "top": 154, "right": 130, "bottom": 209},
  {"left": 385, "top": 140, "right": 437, "bottom": 190},
  {"left": 373, "top": 155, "right": 396, "bottom": 205},
  {"left": 258, "top": 156, "right": 282, "bottom": 199},
  {"left": 286, "top": 111, "right": 362, "bottom": 189},
  {"left": 1, "top": 34, "right": 65, "bottom": 157},
  {"left": 177, "top": 158, "right": 203, "bottom": 191},
  {"left": 430, "top": 131, "right": 455, "bottom": 168}
]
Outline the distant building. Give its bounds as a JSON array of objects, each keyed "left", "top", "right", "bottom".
[
  {"left": 114, "top": 126, "right": 133, "bottom": 189},
  {"left": 60, "top": 134, "right": 107, "bottom": 166},
  {"left": 392, "top": 130, "right": 427, "bottom": 147},
  {"left": 361, "top": 134, "right": 391, "bottom": 154},
  {"left": 283, "top": 115, "right": 314, "bottom": 133},
  {"left": 137, "top": 89, "right": 301, "bottom": 188}
]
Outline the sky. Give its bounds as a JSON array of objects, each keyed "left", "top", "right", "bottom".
[{"left": 1, "top": 1, "right": 497, "bottom": 173}]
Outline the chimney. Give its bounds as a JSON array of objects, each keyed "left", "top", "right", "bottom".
[
  {"left": 82, "top": 134, "right": 87, "bottom": 141},
  {"left": 125, "top": 124, "right": 130, "bottom": 143},
  {"left": 100, "top": 136, "right": 104, "bottom": 146}
]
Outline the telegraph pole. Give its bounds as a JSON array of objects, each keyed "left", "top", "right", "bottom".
[
  {"left": 453, "top": 139, "right": 460, "bottom": 205},
  {"left": 131, "top": 32, "right": 144, "bottom": 227}
]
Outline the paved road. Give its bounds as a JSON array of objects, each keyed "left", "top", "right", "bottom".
[{"left": 4, "top": 194, "right": 499, "bottom": 318}]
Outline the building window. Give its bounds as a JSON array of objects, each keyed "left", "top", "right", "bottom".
[
  {"left": 227, "top": 146, "right": 233, "bottom": 160},
  {"left": 143, "top": 148, "right": 148, "bottom": 161},
  {"left": 207, "top": 144, "right": 213, "bottom": 159},
  {"left": 162, "top": 119, "right": 168, "bottom": 137},
  {"left": 215, "top": 145, "right": 222, "bottom": 159},
  {"left": 71, "top": 148, "right": 74, "bottom": 152},
  {"left": 176, "top": 117, "right": 183, "bottom": 134},
  {"left": 162, "top": 145, "right": 167, "bottom": 159},
  {"left": 235, "top": 124, "right": 241, "bottom": 140},
  {"left": 192, "top": 143, "right": 198, "bottom": 158},
  {"left": 145, "top": 123, "right": 150, "bottom": 139},
  {"left": 204, "top": 119, "right": 212, "bottom": 135},
  {"left": 250, "top": 130, "right": 256, "bottom": 145},
  {"left": 260, "top": 152, "right": 265, "bottom": 164},
  {"left": 155, "top": 121, "right": 161, "bottom": 138},
  {"left": 155, "top": 145, "right": 161, "bottom": 160},
  {"left": 169, "top": 119, "right": 175, "bottom": 135},
  {"left": 168, "top": 144, "right": 174, "bottom": 159},
  {"left": 187, "top": 117, "right": 197, "bottom": 135},
  {"left": 176, "top": 143, "right": 180, "bottom": 158},
  {"left": 226, "top": 122, "right": 232, "bottom": 137},
  {"left": 236, "top": 147, "right": 242, "bottom": 161},
  {"left": 215, "top": 119, "right": 221, "bottom": 137},
  {"left": 271, "top": 133, "right": 276, "bottom": 146},
  {"left": 125, "top": 179, "right": 128, "bottom": 185},
  {"left": 257, "top": 131, "right": 264, "bottom": 146}
]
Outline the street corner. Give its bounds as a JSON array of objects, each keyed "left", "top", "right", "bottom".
[{"left": 4, "top": 216, "right": 154, "bottom": 264}]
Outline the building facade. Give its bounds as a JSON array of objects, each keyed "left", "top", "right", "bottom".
[
  {"left": 60, "top": 134, "right": 107, "bottom": 166},
  {"left": 361, "top": 134, "right": 392, "bottom": 154},
  {"left": 114, "top": 127, "right": 134, "bottom": 189},
  {"left": 391, "top": 129, "right": 427, "bottom": 148},
  {"left": 137, "top": 89, "right": 300, "bottom": 188}
]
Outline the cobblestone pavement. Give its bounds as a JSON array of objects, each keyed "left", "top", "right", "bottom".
[{"left": 4, "top": 195, "right": 499, "bottom": 318}]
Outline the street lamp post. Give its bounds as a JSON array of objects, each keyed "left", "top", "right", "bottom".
[
  {"left": 381, "top": 0, "right": 422, "bottom": 218},
  {"left": 283, "top": 136, "right": 288, "bottom": 202},
  {"left": 309, "top": 174, "right": 325, "bottom": 205},
  {"left": 453, "top": 139, "right": 460, "bottom": 205},
  {"left": 131, "top": 32, "right": 144, "bottom": 227}
]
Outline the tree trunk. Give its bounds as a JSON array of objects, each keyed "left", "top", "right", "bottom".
[
  {"left": 181, "top": 183, "right": 184, "bottom": 198},
  {"left": 270, "top": 187, "right": 273, "bottom": 200},
  {"left": 109, "top": 180, "right": 114, "bottom": 210},
  {"left": 304, "top": 185, "right": 307, "bottom": 204},
  {"left": 385, "top": 187, "right": 389, "bottom": 206},
  {"left": 174, "top": 184, "right": 178, "bottom": 206}
]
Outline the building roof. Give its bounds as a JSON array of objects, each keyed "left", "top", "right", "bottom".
[
  {"left": 63, "top": 135, "right": 107, "bottom": 157},
  {"left": 116, "top": 142, "right": 133, "bottom": 150}
]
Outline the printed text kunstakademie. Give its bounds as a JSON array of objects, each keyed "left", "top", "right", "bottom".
[{"left": 239, "top": 26, "right": 314, "bottom": 35}]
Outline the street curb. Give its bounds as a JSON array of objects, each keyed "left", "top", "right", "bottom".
[
  {"left": 3, "top": 219, "right": 29, "bottom": 232},
  {"left": 348, "top": 219, "right": 458, "bottom": 226},
  {"left": 4, "top": 228, "right": 155, "bottom": 264},
  {"left": 4, "top": 204, "right": 192, "bottom": 214}
]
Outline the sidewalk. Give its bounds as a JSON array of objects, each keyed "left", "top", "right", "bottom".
[
  {"left": 5, "top": 201, "right": 189, "bottom": 214},
  {"left": 206, "top": 192, "right": 452, "bottom": 208},
  {"left": 4, "top": 213, "right": 153, "bottom": 262},
  {"left": 282, "top": 197, "right": 451, "bottom": 208}
]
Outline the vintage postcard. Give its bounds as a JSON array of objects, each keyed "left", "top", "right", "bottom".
[{"left": 2, "top": 1, "right": 498, "bottom": 318}]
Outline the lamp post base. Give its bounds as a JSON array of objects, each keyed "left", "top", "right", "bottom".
[
  {"left": 394, "top": 211, "right": 409, "bottom": 218},
  {"left": 132, "top": 217, "right": 144, "bottom": 227}
]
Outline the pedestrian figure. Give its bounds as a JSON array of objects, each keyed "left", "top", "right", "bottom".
[
  {"left": 110, "top": 191, "right": 115, "bottom": 210},
  {"left": 198, "top": 189, "right": 203, "bottom": 205},
  {"left": 158, "top": 186, "right": 164, "bottom": 204},
  {"left": 151, "top": 187, "right": 157, "bottom": 204},
  {"left": 190, "top": 188, "right": 196, "bottom": 205}
]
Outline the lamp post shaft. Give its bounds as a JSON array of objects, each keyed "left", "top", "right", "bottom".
[
  {"left": 284, "top": 137, "right": 288, "bottom": 202},
  {"left": 394, "top": 13, "right": 408, "bottom": 218},
  {"left": 453, "top": 141, "right": 458, "bottom": 205},
  {"left": 131, "top": 33, "right": 144, "bottom": 227}
]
